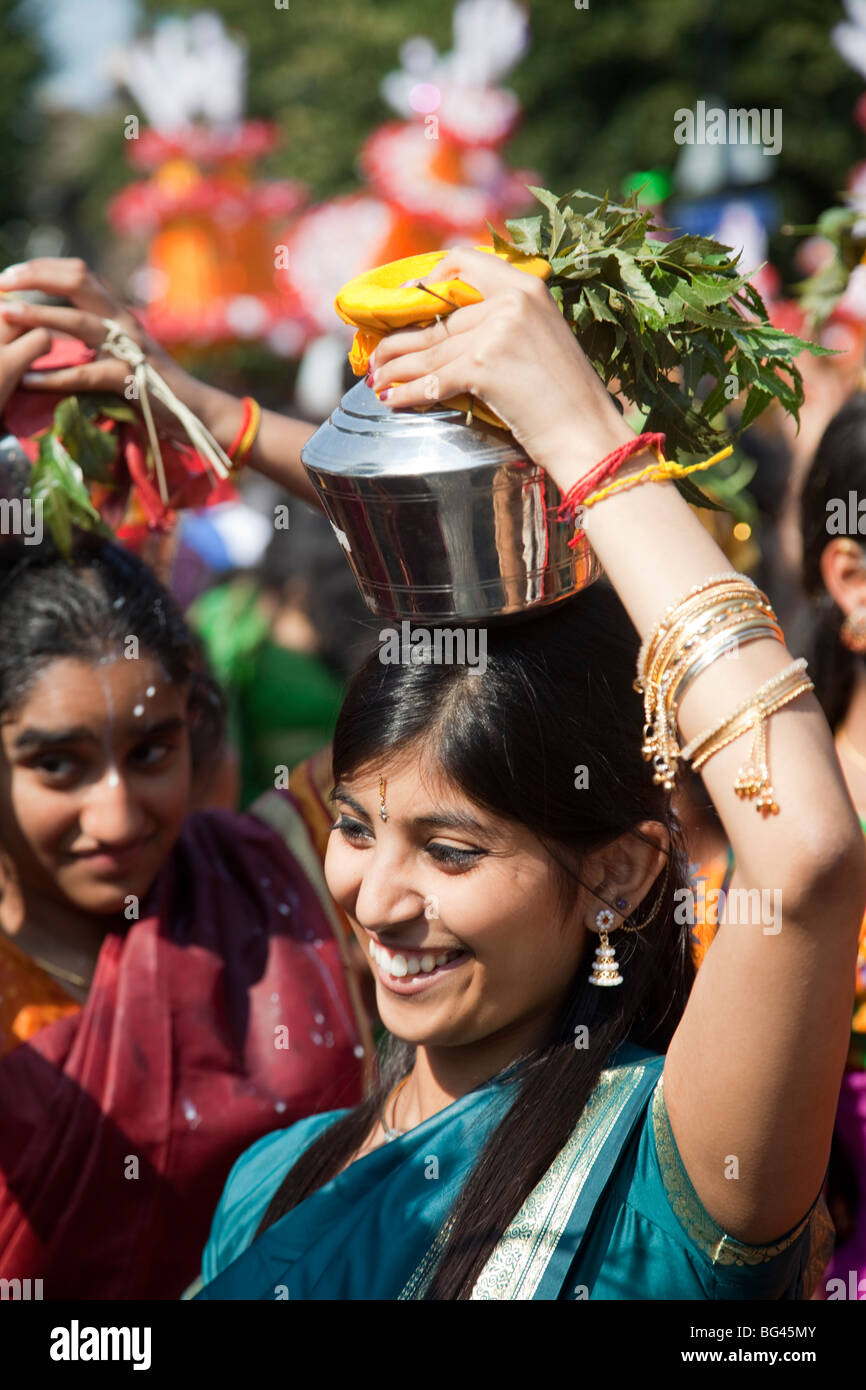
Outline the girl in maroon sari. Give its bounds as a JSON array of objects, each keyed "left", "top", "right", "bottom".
[{"left": 0, "top": 533, "right": 371, "bottom": 1298}]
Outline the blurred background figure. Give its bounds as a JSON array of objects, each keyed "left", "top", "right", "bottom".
[
  {"left": 187, "top": 498, "right": 378, "bottom": 808},
  {"left": 797, "top": 395, "right": 866, "bottom": 1297}
]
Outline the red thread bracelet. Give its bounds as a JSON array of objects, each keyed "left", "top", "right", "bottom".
[{"left": 556, "top": 432, "right": 666, "bottom": 525}]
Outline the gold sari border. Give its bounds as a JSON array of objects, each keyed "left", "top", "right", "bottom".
[
  {"left": 652, "top": 1071, "right": 831, "bottom": 1275},
  {"left": 469, "top": 1060, "right": 651, "bottom": 1300}
]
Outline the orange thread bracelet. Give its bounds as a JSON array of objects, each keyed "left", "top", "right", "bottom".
[{"left": 227, "top": 397, "right": 262, "bottom": 470}]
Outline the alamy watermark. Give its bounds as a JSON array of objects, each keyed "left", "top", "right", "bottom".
[
  {"left": 674, "top": 102, "right": 782, "bottom": 157},
  {"left": 0, "top": 497, "right": 42, "bottom": 544},
  {"left": 49, "top": 1320, "right": 151, "bottom": 1370},
  {"left": 826, "top": 1270, "right": 866, "bottom": 1299},
  {"left": 827, "top": 493, "right": 866, "bottom": 534},
  {"left": 1, "top": 1277, "right": 42, "bottom": 1299},
  {"left": 378, "top": 621, "right": 487, "bottom": 675},
  {"left": 675, "top": 883, "right": 782, "bottom": 935}
]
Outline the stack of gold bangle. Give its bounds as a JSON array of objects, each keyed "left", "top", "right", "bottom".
[{"left": 635, "top": 574, "right": 812, "bottom": 814}]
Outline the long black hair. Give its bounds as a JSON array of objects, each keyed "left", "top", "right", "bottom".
[
  {"left": 0, "top": 531, "right": 224, "bottom": 770},
  {"left": 799, "top": 392, "right": 866, "bottom": 730},
  {"left": 255, "top": 580, "right": 695, "bottom": 1298}
]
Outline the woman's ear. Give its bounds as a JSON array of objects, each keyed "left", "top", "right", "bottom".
[
  {"left": 820, "top": 538, "right": 866, "bottom": 618},
  {"left": 581, "top": 820, "right": 669, "bottom": 920}
]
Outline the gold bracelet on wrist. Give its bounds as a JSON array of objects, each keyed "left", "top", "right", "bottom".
[
  {"left": 636, "top": 573, "right": 761, "bottom": 687},
  {"left": 689, "top": 677, "right": 812, "bottom": 774},
  {"left": 683, "top": 660, "right": 813, "bottom": 816},
  {"left": 641, "top": 594, "right": 776, "bottom": 727},
  {"left": 682, "top": 659, "right": 810, "bottom": 763},
  {"left": 643, "top": 582, "right": 771, "bottom": 682},
  {"left": 667, "top": 617, "right": 784, "bottom": 714},
  {"left": 642, "top": 610, "right": 777, "bottom": 758},
  {"left": 635, "top": 574, "right": 793, "bottom": 797},
  {"left": 647, "top": 599, "right": 779, "bottom": 709},
  {"left": 640, "top": 613, "right": 784, "bottom": 788}
]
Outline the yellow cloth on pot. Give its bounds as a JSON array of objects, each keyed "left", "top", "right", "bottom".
[{"left": 335, "top": 247, "right": 551, "bottom": 430}]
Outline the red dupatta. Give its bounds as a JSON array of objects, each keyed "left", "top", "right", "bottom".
[{"left": 0, "top": 790, "right": 370, "bottom": 1299}]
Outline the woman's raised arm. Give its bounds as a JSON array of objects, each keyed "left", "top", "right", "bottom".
[
  {"left": 367, "top": 246, "right": 866, "bottom": 1246},
  {"left": 0, "top": 258, "right": 322, "bottom": 506}
]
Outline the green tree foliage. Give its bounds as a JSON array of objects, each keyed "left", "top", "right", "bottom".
[
  {"left": 140, "top": 0, "right": 452, "bottom": 197},
  {"left": 5, "top": 0, "right": 865, "bottom": 271},
  {"left": 0, "top": 0, "right": 47, "bottom": 259},
  {"left": 138, "top": 0, "right": 862, "bottom": 267},
  {"left": 508, "top": 0, "right": 862, "bottom": 248}
]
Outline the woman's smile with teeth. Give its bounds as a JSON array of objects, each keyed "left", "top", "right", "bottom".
[{"left": 369, "top": 938, "right": 462, "bottom": 978}]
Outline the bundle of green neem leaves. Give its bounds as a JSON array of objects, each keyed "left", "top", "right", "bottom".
[{"left": 490, "top": 187, "right": 832, "bottom": 508}]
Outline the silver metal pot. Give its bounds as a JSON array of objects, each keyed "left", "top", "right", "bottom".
[{"left": 301, "top": 379, "right": 601, "bottom": 623}]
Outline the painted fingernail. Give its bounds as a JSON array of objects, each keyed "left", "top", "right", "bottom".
[
  {"left": 366, "top": 373, "right": 374, "bottom": 387},
  {"left": 0, "top": 264, "right": 25, "bottom": 283},
  {"left": 0, "top": 301, "right": 24, "bottom": 315},
  {"left": 379, "top": 389, "right": 391, "bottom": 402}
]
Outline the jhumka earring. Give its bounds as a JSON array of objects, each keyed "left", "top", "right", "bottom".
[
  {"left": 841, "top": 606, "right": 866, "bottom": 654},
  {"left": 588, "top": 908, "right": 623, "bottom": 987},
  {"left": 378, "top": 775, "right": 388, "bottom": 822},
  {"left": 587, "top": 864, "right": 670, "bottom": 987}
]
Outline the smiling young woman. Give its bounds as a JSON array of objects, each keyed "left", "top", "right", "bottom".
[{"left": 187, "top": 252, "right": 866, "bottom": 1303}]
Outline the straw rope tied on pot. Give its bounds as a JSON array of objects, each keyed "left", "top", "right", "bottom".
[{"left": 301, "top": 187, "right": 829, "bottom": 810}]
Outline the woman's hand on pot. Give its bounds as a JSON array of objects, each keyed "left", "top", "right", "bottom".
[
  {"left": 0, "top": 258, "right": 221, "bottom": 441},
  {"left": 366, "top": 246, "right": 636, "bottom": 488}
]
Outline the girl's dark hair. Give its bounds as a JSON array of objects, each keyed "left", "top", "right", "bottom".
[
  {"left": 256, "top": 581, "right": 695, "bottom": 1298},
  {"left": 799, "top": 392, "right": 866, "bottom": 731},
  {"left": 0, "top": 531, "right": 224, "bottom": 769}
]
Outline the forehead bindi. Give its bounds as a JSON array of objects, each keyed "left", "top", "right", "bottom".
[{"left": 334, "top": 773, "right": 504, "bottom": 841}]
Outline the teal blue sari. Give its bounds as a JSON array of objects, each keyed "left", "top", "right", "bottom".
[{"left": 193, "top": 1043, "right": 832, "bottom": 1300}]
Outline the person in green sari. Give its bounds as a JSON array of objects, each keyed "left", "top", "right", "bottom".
[{"left": 6, "top": 252, "right": 863, "bottom": 1300}]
